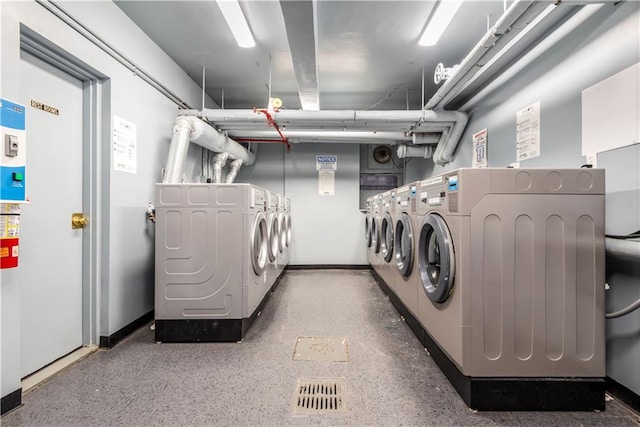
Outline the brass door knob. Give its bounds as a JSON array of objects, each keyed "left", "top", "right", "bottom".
[{"left": 71, "top": 213, "right": 89, "bottom": 229}]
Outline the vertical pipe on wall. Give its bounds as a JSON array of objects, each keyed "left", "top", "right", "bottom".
[{"left": 164, "top": 123, "right": 192, "bottom": 183}]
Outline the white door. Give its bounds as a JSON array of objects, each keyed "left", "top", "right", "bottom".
[{"left": 19, "top": 51, "right": 84, "bottom": 377}]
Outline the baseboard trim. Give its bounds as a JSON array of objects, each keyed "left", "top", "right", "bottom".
[
  {"left": 287, "top": 264, "right": 370, "bottom": 270},
  {"left": 100, "top": 310, "right": 154, "bottom": 348},
  {"left": 1, "top": 388, "right": 22, "bottom": 415},
  {"left": 607, "top": 376, "right": 640, "bottom": 413},
  {"left": 156, "top": 277, "right": 279, "bottom": 343},
  {"left": 369, "top": 269, "right": 605, "bottom": 411}
]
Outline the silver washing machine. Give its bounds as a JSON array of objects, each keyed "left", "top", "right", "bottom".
[
  {"left": 393, "top": 183, "right": 419, "bottom": 317},
  {"left": 365, "top": 196, "right": 375, "bottom": 266},
  {"left": 415, "top": 168, "right": 605, "bottom": 410},
  {"left": 276, "top": 193, "right": 286, "bottom": 277},
  {"left": 154, "top": 183, "right": 273, "bottom": 342},
  {"left": 369, "top": 194, "right": 383, "bottom": 274},
  {"left": 378, "top": 189, "right": 396, "bottom": 290},
  {"left": 283, "top": 196, "right": 292, "bottom": 266}
]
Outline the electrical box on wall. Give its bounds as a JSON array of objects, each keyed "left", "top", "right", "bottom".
[{"left": 1, "top": 98, "right": 27, "bottom": 269}]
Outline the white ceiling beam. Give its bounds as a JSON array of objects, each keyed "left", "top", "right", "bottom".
[{"left": 279, "top": 0, "right": 319, "bottom": 110}]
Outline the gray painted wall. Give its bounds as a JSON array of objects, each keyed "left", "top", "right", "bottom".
[
  {"left": 237, "top": 142, "right": 366, "bottom": 265},
  {"left": 1, "top": 0, "right": 211, "bottom": 399},
  {"left": 405, "top": 1, "right": 640, "bottom": 396},
  {"left": 599, "top": 144, "right": 640, "bottom": 396}
]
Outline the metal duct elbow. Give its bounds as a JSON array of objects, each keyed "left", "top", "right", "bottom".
[
  {"left": 212, "top": 152, "right": 229, "bottom": 183},
  {"left": 433, "top": 111, "right": 468, "bottom": 165},
  {"left": 163, "top": 116, "right": 255, "bottom": 184},
  {"left": 225, "top": 159, "right": 244, "bottom": 183},
  {"left": 189, "top": 118, "right": 255, "bottom": 166},
  {"left": 397, "top": 144, "right": 435, "bottom": 159}
]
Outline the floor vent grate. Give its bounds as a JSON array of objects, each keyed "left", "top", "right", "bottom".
[{"left": 292, "top": 378, "right": 347, "bottom": 414}]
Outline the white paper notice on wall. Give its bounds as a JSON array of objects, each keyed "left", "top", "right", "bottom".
[
  {"left": 318, "top": 170, "right": 335, "bottom": 196},
  {"left": 472, "top": 128, "right": 488, "bottom": 168},
  {"left": 516, "top": 101, "right": 540, "bottom": 162},
  {"left": 582, "top": 62, "right": 640, "bottom": 155},
  {"left": 112, "top": 115, "right": 137, "bottom": 174}
]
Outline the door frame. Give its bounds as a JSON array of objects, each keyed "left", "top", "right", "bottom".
[{"left": 20, "top": 24, "right": 109, "bottom": 346}]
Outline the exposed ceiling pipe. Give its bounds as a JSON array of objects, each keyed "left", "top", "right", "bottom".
[
  {"left": 397, "top": 144, "right": 435, "bottom": 159},
  {"left": 163, "top": 116, "right": 255, "bottom": 184},
  {"left": 225, "top": 159, "right": 244, "bottom": 183},
  {"left": 460, "top": 2, "right": 607, "bottom": 111},
  {"left": 182, "top": 108, "right": 463, "bottom": 124},
  {"left": 212, "top": 152, "right": 229, "bottom": 184},
  {"left": 228, "top": 130, "right": 412, "bottom": 141},
  {"left": 432, "top": 111, "right": 468, "bottom": 165},
  {"left": 412, "top": 133, "right": 441, "bottom": 145},
  {"left": 424, "top": 0, "right": 552, "bottom": 110}
]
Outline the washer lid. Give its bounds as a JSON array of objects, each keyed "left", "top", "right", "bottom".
[
  {"left": 251, "top": 212, "right": 268, "bottom": 275},
  {"left": 418, "top": 213, "right": 455, "bottom": 303},
  {"left": 395, "top": 212, "right": 413, "bottom": 277}
]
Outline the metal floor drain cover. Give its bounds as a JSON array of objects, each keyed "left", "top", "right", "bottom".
[
  {"left": 292, "top": 378, "right": 347, "bottom": 414},
  {"left": 293, "top": 336, "right": 349, "bottom": 362}
]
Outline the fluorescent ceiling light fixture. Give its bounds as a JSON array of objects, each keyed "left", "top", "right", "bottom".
[
  {"left": 216, "top": 0, "right": 255, "bottom": 48},
  {"left": 419, "top": 0, "right": 464, "bottom": 46}
]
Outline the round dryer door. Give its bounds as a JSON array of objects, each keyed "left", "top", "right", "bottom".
[
  {"left": 267, "top": 214, "right": 278, "bottom": 262},
  {"left": 394, "top": 212, "right": 413, "bottom": 277},
  {"left": 418, "top": 213, "right": 455, "bottom": 303},
  {"left": 285, "top": 214, "right": 292, "bottom": 247},
  {"left": 365, "top": 214, "right": 372, "bottom": 248},
  {"left": 380, "top": 212, "right": 394, "bottom": 262},
  {"left": 371, "top": 217, "right": 381, "bottom": 254},
  {"left": 278, "top": 213, "right": 286, "bottom": 253},
  {"left": 251, "top": 212, "right": 268, "bottom": 275}
]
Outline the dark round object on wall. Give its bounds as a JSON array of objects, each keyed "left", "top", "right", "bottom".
[{"left": 373, "top": 145, "right": 392, "bottom": 164}]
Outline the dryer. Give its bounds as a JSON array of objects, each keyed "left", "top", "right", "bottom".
[
  {"left": 283, "top": 196, "right": 292, "bottom": 266},
  {"left": 276, "top": 193, "right": 287, "bottom": 277},
  {"left": 265, "top": 191, "right": 280, "bottom": 288},
  {"left": 378, "top": 190, "right": 396, "bottom": 291},
  {"left": 393, "top": 183, "right": 419, "bottom": 317},
  {"left": 154, "top": 183, "right": 273, "bottom": 342},
  {"left": 365, "top": 196, "right": 375, "bottom": 266},
  {"left": 415, "top": 168, "right": 605, "bottom": 410},
  {"left": 369, "top": 194, "right": 383, "bottom": 273}
]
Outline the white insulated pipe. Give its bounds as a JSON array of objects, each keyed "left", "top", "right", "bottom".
[
  {"left": 425, "top": 0, "right": 550, "bottom": 110},
  {"left": 460, "top": 3, "right": 607, "bottom": 111},
  {"left": 212, "top": 152, "right": 229, "bottom": 184},
  {"left": 225, "top": 159, "right": 244, "bottom": 183},
  {"left": 397, "top": 144, "right": 435, "bottom": 159},
  {"left": 163, "top": 116, "right": 255, "bottom": 184},
  {"left": 228, "top": 130, "right": 412, "bottom": 141},
  {"left": 432, "top": 111, "right": 469, "bottom": 165},
  {"left": 164, "top": 123, "right": 192, "bottom": 184},
  {"left": 181, "top": 109, "right": 463, "bottom": 125}
]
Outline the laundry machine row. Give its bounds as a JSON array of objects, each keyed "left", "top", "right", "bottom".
[
  {"left": 154, "top": 183, "right": 291, "bottom": 342},
  {"left": 366, "top": 168, "right": 606, "bottom": 411}
]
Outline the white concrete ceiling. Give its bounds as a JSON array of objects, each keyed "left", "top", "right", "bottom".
[{"left": 115, "top": 0, "right": 510, "bottom": 111}]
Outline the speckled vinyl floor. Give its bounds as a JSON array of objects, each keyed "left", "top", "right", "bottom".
[{"left": 3, "top": 269, "right": 640, "bottom": 426}]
